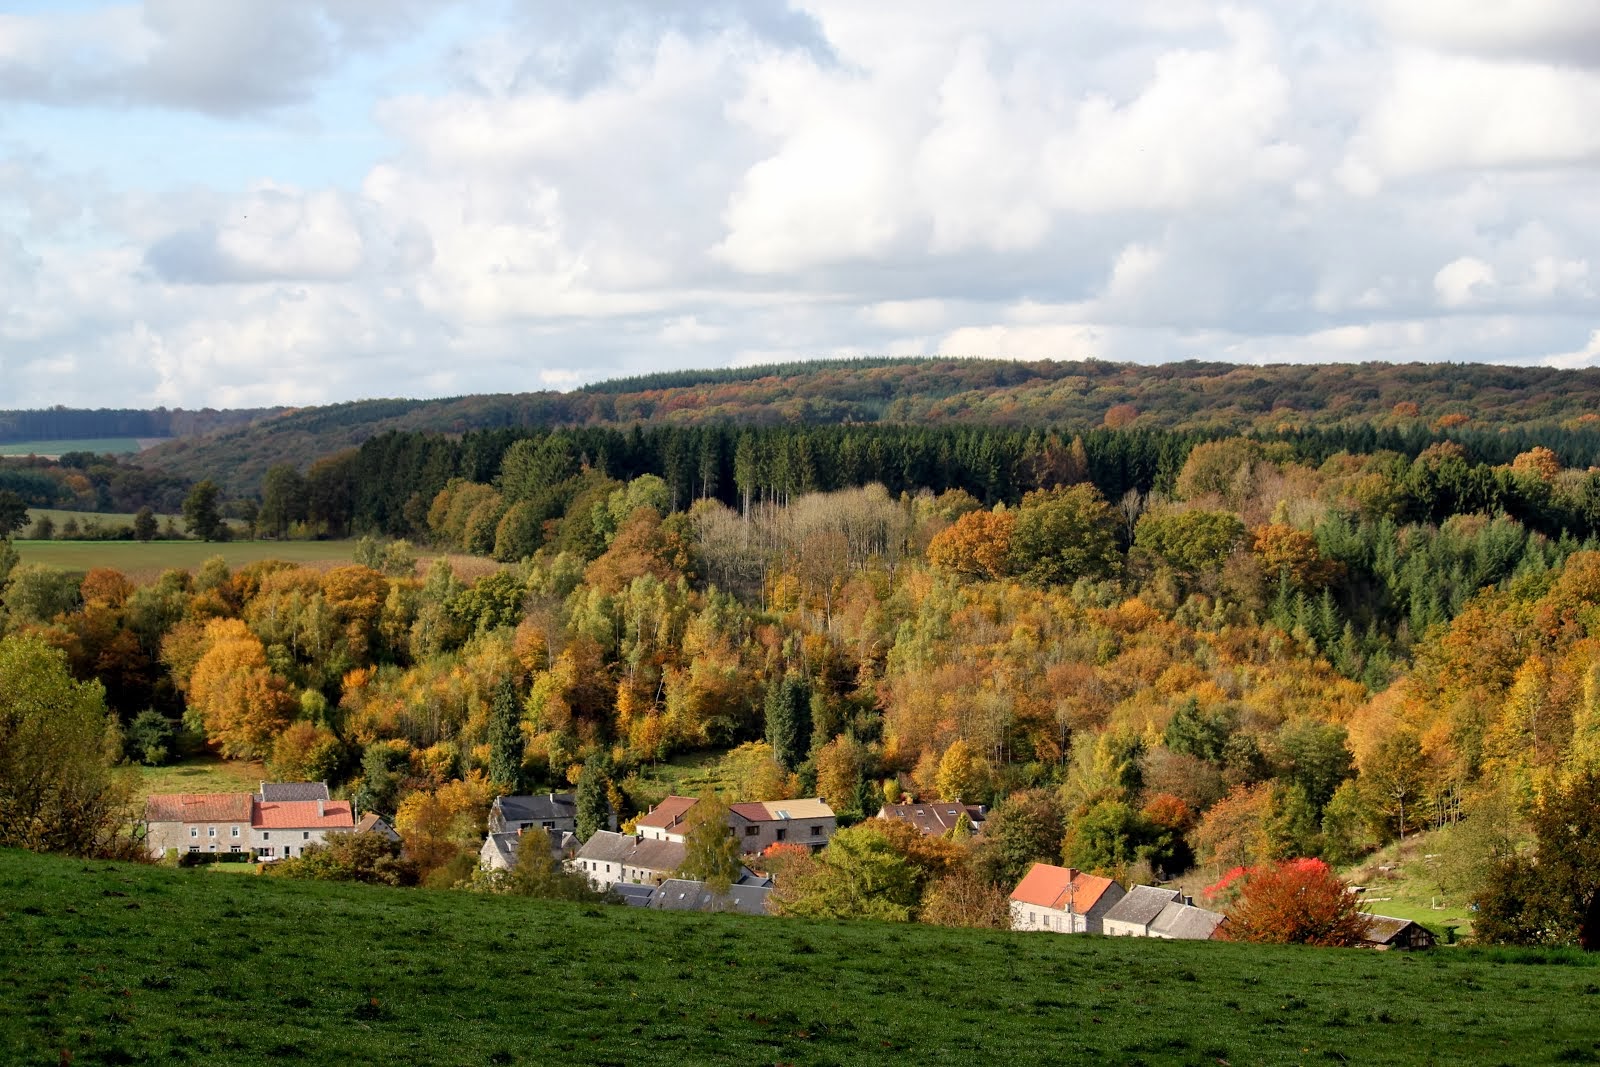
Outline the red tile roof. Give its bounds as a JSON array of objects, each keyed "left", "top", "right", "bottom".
[
  {"left": 252, "top": 800, "right": 355, "bottom": 830},
  {"left": 728, "top": 802, "right": 771, "bottom": 822},
  {"left": 144, "top": 793, "right": 253, "bottom": 823},
  {"left": 636, "top": 795, "right": 698, "bottom": 830},
  {"left": 1009, "top": 863, "right": 1115, "bottom": 914}
]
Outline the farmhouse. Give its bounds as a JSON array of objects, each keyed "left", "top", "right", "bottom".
[
  {"left": 488, "top": 792, "right": 580, "bottom": 836},
  {"left": 574, "top": 831, "right": 686, "bottom": 890},
  {"left": 143, "top": 793, "right": 254, "bottom": 858},
  {"left": 251, "top": 799, "right": 355, "bottom": 860},
  {"left": 1010, "top": 863, "right": 1126, "bottom": 934},
  {"left": 479, "top": 827, "right": 580, "bottom": 872},
  {"left": 637, "top": 794, "right": 837, "bottom": 850}
]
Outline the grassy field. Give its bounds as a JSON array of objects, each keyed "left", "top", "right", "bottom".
[
  {"left": 129, "top": 757, "right": 268, "bottom": 805},
  {"left": 3, "top": 849, "right": 1598, "bottom": 1066},
  {"left": 13, "top": 539, "right": 364, "bottom": 582},
  {"left": 0, "top": 437, "right": 156, "bottom": 456},
  {"left": 24, "top": 508, "right": 183, "bottom": 528},
  {"left": 1343, "top": 834, "right": 1477, "bottom": 942}
]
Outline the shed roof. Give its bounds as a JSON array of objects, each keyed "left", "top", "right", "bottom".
[
  {"left": 1362, "top": 914, "right": 1423, "bottom": 944},
  {"left": 650, "top": 878, "right": 772, "bottom": 916}
]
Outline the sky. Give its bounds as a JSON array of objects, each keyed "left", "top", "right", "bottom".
[{"left": 3, "top": 0, "right": 1600, "bottom": 409}]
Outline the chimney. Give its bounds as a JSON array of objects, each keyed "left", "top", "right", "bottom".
[
  {"left": 317, "top": 800, "right": 324, "bottom": 817},
  {"left": 517, "top": 827, "right": 523, "bottom": 837}
]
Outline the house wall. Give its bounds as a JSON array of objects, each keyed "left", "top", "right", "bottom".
[
  {"left": 489, "top": 813, "right": 578, "bottom": 836},
  {"left": 1102, "top": 918, "right": 1151, "bottom": 938},
  {"left": 620, "top": 862, "right": 673, "bottom": 887},
  {"left": 638, "top": 825, "right": 685, "bottom": 843},
  {"left": 1010, "top": 902, "right": 1078, "bottom": 933},
  {"left": 733, "top": 817, "right": 836, "bottom": 853},
  {"left": 576, "top": 857, "right": 626, "bottom": 890},
  {"left": 1082, "top": 887, "right": 1126, "bottom": 935},
  {"left": 146, "top": 820, "right": 250, "bottom": 859},
  {"left": 251, "top": 826, "right": 343, "bottom": 860}
]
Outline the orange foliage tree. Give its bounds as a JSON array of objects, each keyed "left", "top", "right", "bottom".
[
  {"left": 184, "top": 618, "right": 294, "bottom": 758},
  {"left": 1213, "top": 857, "right": 1371, "bottom": 946},
  {"left": 926, "top": 509, "right": 1015, "bottom": 580}
]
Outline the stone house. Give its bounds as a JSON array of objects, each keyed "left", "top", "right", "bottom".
[{"left": 1009, "top": 863, "right": 1126, "bottom": 935}]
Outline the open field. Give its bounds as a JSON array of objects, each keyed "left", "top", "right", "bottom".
[
  {"left": 13, "top": 539, "right": 364, "bottom": 582},
  {"left": 25, "top": 508, "right": 183, "bottom": 528},
  {"left": 129, "top": 757, "right": 268, "bottom": 805},
  {"left": 0, "top": 437, "right": 158, "bottom": 456},
  {"left": 3, "top": 848, "right": 1598, "bottom": 1066},
  {"left": 1344, "top": 834, "right": 1477, "bottom": 942}
]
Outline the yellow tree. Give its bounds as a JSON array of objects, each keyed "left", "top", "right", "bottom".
[{"left": 186, "top": 618, "right": 293, "bottom": 759}]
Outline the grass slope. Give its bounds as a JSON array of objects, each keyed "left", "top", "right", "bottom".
[
  {"left": 0, "top": 438, "right": 153, "bottom": 456},
  {"left": 13, "top": 540, "right": 362, "bottom": 582},
  {"left": 130, "top": 757, "right": 268, "bottom": 805},
  {"left": 2, "top": 850, "right": 1597, "bottom": 1066}
]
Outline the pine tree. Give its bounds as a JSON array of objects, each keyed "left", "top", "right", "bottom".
[
  {"left": 764, "top": 671, "right": 812, "bottom": 772},
  {"left": 575, "top": 751, "right": 613, "bottom": 842},
  {"left": 487, "top": 678, "right": 524, "bottom": 792}
]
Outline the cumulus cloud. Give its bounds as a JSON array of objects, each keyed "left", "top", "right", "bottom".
[{"left": 3, "top": 0, "right": 1600, "bottom": 406}]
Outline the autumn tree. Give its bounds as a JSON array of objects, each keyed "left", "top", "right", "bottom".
[
  {"left": 1134, "top": 510, "right": 1246, "bottom": 573},
  {"left": 920, "top": 868, "right": 1012, "bottom": 929},
  {"left": 934, "top": 738, "right": 985, "bottom": 803},
  {"left": 677, "top": 791, "right": 743, "bottom": 891},
  {"left": 814, "top": 735, "right": 867, "bottom": 819},
  {"left": 926, "top": 509, "right": 1016, "bottom": 580},
  {"left": 771, "top": 822, "right": 922, "bottom": 921},
  {"left": 1475, "top": 770, "right": 1600, "bottom": 949},
  {"left": 1009, "top": 485, "right": 1121, "bottom": 585},
  {"left": 269, "top": 720, "right": 343, "bottom": 783},
  {"left": 1218, "top": 858, "right": 1371, "bottom": 947},
  {"left": 264, "top": 831, "right": 419, "bottom": 887},
  {"left": 971, "top": 788, "right": 1065, "bottom": 888},
  {"left": 393, "top": 771, "right": 495, "bottom": 884},
  {"left": 0, "top": 636, "right": 135, "bottom": 858},
  {"left": 184, "top": 618, "right": 294, "bottom": 759}
]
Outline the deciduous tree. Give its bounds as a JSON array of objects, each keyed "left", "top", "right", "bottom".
[{"left": 1218, "top": 858, "right": 1370, "bottom": 947}]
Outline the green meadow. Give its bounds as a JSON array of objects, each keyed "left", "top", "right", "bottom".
[
  {"left": 1, "top": 848, "right": 1596, "bottom": 1066},
  {"left": 12, "top": 539, "right": 362, "bottom": 582},
  {"left": 0, "top": 437, "right": 155, "bottom": 456}
]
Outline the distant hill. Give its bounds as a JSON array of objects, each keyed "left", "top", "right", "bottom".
[
  {"left": 0, "top": 405, "right": 275, "bottom": 444},
  {"left": 91, "top": 358, "right": 1600, "bottom": 493},
  {"left": 3, "top": 847, "right": 1596, "bottom": 1065}
]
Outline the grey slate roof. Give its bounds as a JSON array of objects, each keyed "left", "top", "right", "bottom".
[
  {"left": 484, "top": 831, "right": 520, "bottom": 868},
  {"left": 1149, "top": 901, "right": 1226, "bottom": 940},
  {"left": 649, "top": 878, "right": 772, "bottom": 916},
  {"left": 576, "top": 831, "right": 637, "bottom": 865},
  {"left": 259, "top": 781, "right": 331, "bottom": 802},
  {"left": 626, "top": 837, "right": 686, "bottom": 873},
  {"left": 491, "top": 793, "right": 578, "bottom": 829},
  {"left": 1102, "top": 885, "right": 1182, "bottom": 928},
  {"left": 611, "top": 884, "right": 656, "bottom": 907}
]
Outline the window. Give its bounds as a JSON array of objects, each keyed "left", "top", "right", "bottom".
[
  {"left": 303, "top": 831, "right": 310, "bottom": 840},
  {"left": 542, "top": 821, "right": 555, "bottom": 830},
  {"left": 605, "top": 863, "right": 611, "bottom": 873},
  {"left": 810, "top": 825, "right": 822, "bottom": 836},
  {"left": 775, "top": 828, "right": 787, "bottom": 842},
  {"left": 744, "top": 825, "right": 760, "bottom": 836},
  {"left": 208, "top": 843, "right": 216, "bottom": 852},
  {"left": 230, "top": 845, "right": 240, "bottom": 853},
  {"left": 230, "top": 826, "right": 240, "bottom": 838},
  {"left": 207, "top": 827, "right": 216, "bottom": 837},
  {"left": 262, "top": 832, "right": 270, "bottom": 841},
  {"left": 188, "top": 846, "right": 198, "bottom": 853},
  {"left": 190, "top": 827, "right": 198, "bottom": 839}
]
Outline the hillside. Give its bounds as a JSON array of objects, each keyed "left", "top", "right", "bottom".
[
  {"left": 136, "top": 358, "right": 1600, "bottom": 495},
  {"left": 2, "top": 849, "right": 1596, "bottom": 1066}
]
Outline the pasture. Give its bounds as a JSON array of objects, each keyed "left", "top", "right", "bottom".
[
  {"left": 0, "top": 437, "right": 159, "bottom": 456},
  {"left": 2, "top": 848, "right": 1597, "bottom": 1065},
  {"left": 13, "top": 539, "right": 363, "bottom": 582}
]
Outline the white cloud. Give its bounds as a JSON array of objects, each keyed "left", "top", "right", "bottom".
[
  {"left": 1542, "top": 329, "right": 1600, "bottom": 369},
  {"left": 4, "top": 1, "right": 1600, "bottom": 406}
]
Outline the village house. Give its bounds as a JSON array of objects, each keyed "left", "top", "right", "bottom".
[
  {"left": 355, "top": 811, "right": 401, "bottom": 843},
  {"left": 251, "top": 798, "right": 356, "bottom": 860},
  {"left": 487, "top": 792, "right": 581, "bottom": 836},
  {"left": 573, "top": 831, "right": 686, "bottom": 890},
  {"left": 478, "top": 827, "right": 580, "bottom": 872},
  {"left": 142, "top": 783, "right": 353, "bottom": 861},
  {"left": 1009, "top": 863, "right": 1126, "bottom": 934},
  {"left": 637, "top": 794, "right": 837, "bottom": 851},
  {"left": 143, "top": 793, "right": 254, "bottom": 858},
  {"left": 1101, "top": 885, "right": 1226, "bottom": 940},
  {"left": 877, "top": 801, "right": 986, "bottom": 837}
]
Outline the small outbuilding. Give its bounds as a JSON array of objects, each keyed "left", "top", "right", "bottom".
[{"left": 1361, "top": 914, "right": 1436, "bottom": 950}]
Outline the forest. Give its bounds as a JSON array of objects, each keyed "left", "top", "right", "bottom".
[
  {"left": 3, "top": 360, "right": 1600, "bottom": 946},
  {"left": 113, "top": 356, "right": 1600, "bottom": 495}
]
